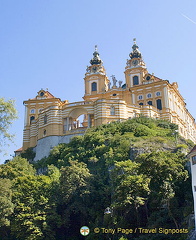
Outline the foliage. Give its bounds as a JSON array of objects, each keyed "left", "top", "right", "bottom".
[
  {"left": 59, "top": 160, "right": 91, "bottom": 203},
  {"left": 0, "top": 98, "right": 17, "bottom": 151},
  {"left": 176, "top": 144, "right": 188, "bottom": 149},
  {"left": 111, "top": 160, "right": 150, "bottom": 207},
  {"left": 20, "top": 147, "right": 36, "bottom": 162},
  {"left": 136, "top": 151, "right": 188, "bottom": 188},
  {"left": 11, "top": 175, "right": 58, "bottom": 240},
  {"left": 186, "top": 139, "right": 195, "bottom": 148},
  {"left": 0, "top": 178, "right": 13, "bottom": 227},
  {"left": 0, "top": 117, "right": 193, "bottom": 239},
  {"left": 156, "top": 119, "right": 178, "bottom": 130},
  {"left": 133, "top": 123, "right": 156, "bottom": 137},
  {"left": 0, "top": 156, "right": 35, "bottom": 180},
  {"left": 46, "top": 164, "right": 61, "bottom": 182}
]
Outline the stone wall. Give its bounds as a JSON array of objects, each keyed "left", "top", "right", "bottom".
[{"left": 34, "top": 133, "right": 84, "bottom": 161}]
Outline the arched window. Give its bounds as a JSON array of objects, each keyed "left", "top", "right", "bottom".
[
  {"left": 44, "top": 115, "right": 47, "bottom": 124},
  {"left": 139, "top": 102, "right": 143, "bottom": 106},
  {"left": 147, "top": 101, "right": 153, "bottom": 106},
  {"left": 30, "top": 116, "right": 35, "bottom": 124},
  {"left": 110, "top": 106, "right": 115, "bottom": 115},
  {"left": 92, "top": 82, "right": 97, "bottom": 91},
  {"left": 133, "top": 76, "right": 139, "bottom": 85},
  {"left": 156, "top": 99, "right": 162, "bottom": 110}
]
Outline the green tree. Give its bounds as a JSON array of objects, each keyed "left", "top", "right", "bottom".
[
  {"left": 112, "top": 160, "right": 150, "bottom": 206},
  {"left": 0, "top": 178, "right": 14, "bottom": 239},
  {"left": 0, "top": 98, "right": 17, "bottom": 151},
  {"left": 0, "top": 156, "right": 35, "bottom": 180},
  {"left": 60, "top": 160, "right": 91, "bottom": 203},
  {"left": 111, "top": 160, "right": 150, "bottom": 227},
  {"left": 0, "top": 160, "right": 61, "bottom": 240},
  {"left": 136, "top": 151, "right": 189, "bottom": 228},
  {"left": 28, "top": 117, "right": 192, "bottom": 239},
  {"left": 11, "top": 175, "right": 58, "bottom": 240},
  {"left": 0, "top": 178, "right": 13, "bottom": 227},
  {"left": 20, "top": 147, "right": 36, "bottom": 162},
  {"left": 58, "top": 160, "right": 92, "bottom": 239},
  {"left": 136, "top": 151, "right": 188, "bottom": 194}
]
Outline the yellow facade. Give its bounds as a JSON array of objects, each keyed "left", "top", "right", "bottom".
[{"left": 22, "top": 40, "right": 196, "bottom": 158}]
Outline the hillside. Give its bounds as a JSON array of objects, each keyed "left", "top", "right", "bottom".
[{"left": 0, "top": 117, "right": 194, "bottom": 240}]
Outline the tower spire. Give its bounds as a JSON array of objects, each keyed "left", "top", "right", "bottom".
[
  {"left": 129, "top": 38, "right": 142, "bottom": 59},
  {"left": 90, "top": 45, "right": 102, "bottom": 65},
  {"left": 84, "top": 45, "right": 109, "bottom": 99}
]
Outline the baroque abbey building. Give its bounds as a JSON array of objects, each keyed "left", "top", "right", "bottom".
[{"left": 22, "top": 40, "right": 196, "bottom": 160}]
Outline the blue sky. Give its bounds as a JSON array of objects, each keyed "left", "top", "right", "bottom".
[{"left": 0, "top": 0, "right": 196, "bottom": 164}]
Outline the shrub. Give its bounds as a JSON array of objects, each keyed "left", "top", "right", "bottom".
[
  {"left": 176, "top": 144, "right": 188, "bottom": 149},
  {"left": 131, "top": 116, "right": 156, "bottom": 129},
  {"left": 134, "top": 124, "right": 155, "bottom": 137}
]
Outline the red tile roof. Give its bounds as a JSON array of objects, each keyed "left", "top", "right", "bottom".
[{"left": 14, "top": 147, "right": 23, "bottom": 153}]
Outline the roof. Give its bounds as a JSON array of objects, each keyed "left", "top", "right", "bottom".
[
  {"left": 154, "top": 76, "right": 163, "bottom": 82},
  {"left": 14, "top": 147, "right": 23, "bottom": 153},
  {"left": 45, "top": 91, "right": 56, "bottom": 99},
  {"left": 29, "top": 90, "right": 57, "bottom": 100}
]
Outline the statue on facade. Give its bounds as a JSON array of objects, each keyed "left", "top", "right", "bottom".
[
  {"left": 86, "top": 66, "right": 90, "bottom": 73},
  {"left": 111, "top": 75, "right": 117, "bottom": 87},
  {"left": 118, "top": 80, "right": 123, "bottom": 88}
]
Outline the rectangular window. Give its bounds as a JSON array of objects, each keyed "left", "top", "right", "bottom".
[
  {"left": 44, "top": 115, "right": 47, "bottom": 124},
  {"left": 194, "top": 186, "right": 196, "bottom": 192},
  {"left": 133, "top": 76, "right": 139, "bottom": 85},
  {"left": 156, "top": 99, "right": 162, "bottom": 110}
]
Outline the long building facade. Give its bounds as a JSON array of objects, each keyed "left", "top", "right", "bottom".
[{"left": 22, "top": 40, "right": 196, "bottom": 160}]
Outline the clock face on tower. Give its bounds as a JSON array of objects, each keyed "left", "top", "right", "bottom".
[
  {"left": 132, "top": 60, "right": 138, "bottom": 66},
  {"left": 92, "top": 67, "right": 97, "bottom": 73}
]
